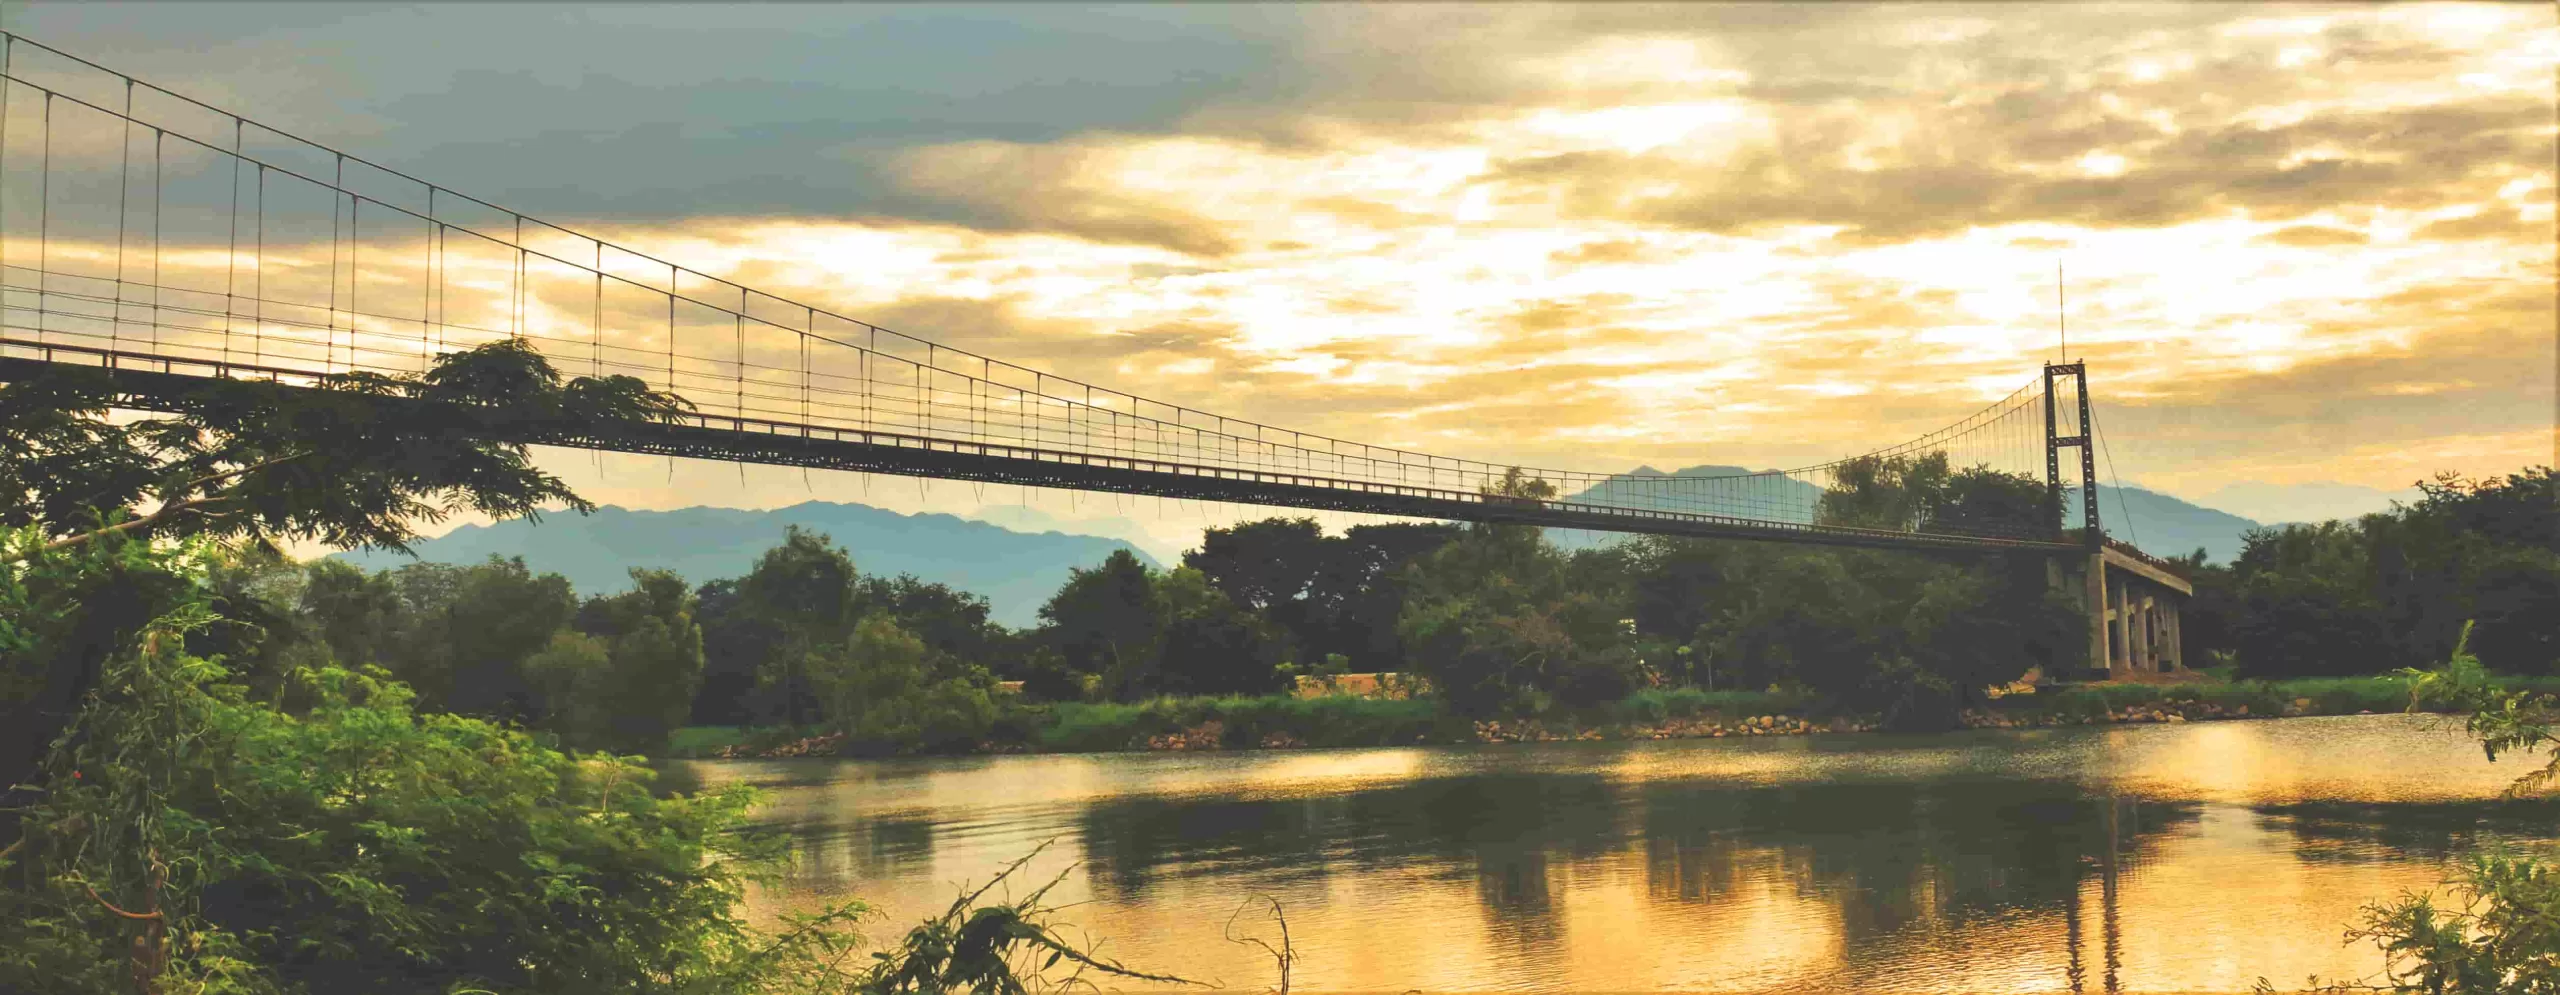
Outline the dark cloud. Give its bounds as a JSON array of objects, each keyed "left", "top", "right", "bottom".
[
  {"left": 2414, "top": 210, "right": 2544, "bottom": 242},
  {"left": 22, "top": 2, "right": 1304, "bottom": 225},
  {"left": 2116, "top": 279, "right": 2554, "bottom": 442},
  {"left": 1484, "top": 95, "right": 2549, "bottom": 244},
  {"left": 2258, "top": 225, "right": 2367, "bottom": 247},
  {"left": 886, "top": 139, "right": 1241, "bottom": 257},
  {"left": 43, "top": 3, "right": 2544, "bottom": 257}
]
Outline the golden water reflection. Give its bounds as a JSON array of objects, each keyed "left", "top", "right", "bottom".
[{"left": 662, "top": 714, "right": 2556, "bottom": 993}]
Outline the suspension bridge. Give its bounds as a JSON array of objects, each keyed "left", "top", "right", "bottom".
[{"left": 0, "top": 34, "right": 2190, "bottom": 676}]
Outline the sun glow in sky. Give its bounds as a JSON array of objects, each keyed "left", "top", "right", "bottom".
[{"left": 22, "top": 1, "right": 2555, "bottom": 551}]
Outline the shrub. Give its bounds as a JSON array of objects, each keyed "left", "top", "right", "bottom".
[
  {"left": 805, "top": 616, "right": 1000, "bottom": 754},
  {"left": 0, "top": 596, "right": 858, "bottom": 994}
]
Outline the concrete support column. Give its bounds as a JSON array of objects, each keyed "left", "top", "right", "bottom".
[
  {"left": 2133, "top": 590, "right": 2152, "bottom": 672},
  {"left": 2110, "top": 577, "right": 2129, "bottom": 675},
  {"left": 2127, "top": 591, "right": 2143, "bottom": 672},
  {"left": 2144, "top": 595, "right": 2160, "bottom": 671},
  {"left": 2167, "top": 602, "right": 2184, "bottom": 671},
  {"left": 2086, "top": 554, "right": 2109, "bottom": 677}
]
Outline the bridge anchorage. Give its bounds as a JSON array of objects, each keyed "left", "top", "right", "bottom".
[{"left": 0, "top": 31, "right": 2183, "bottom": 680}]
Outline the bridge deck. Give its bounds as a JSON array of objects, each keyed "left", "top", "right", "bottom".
[{"left": 1, "top": 337, "right": 2088, "bottom": 555}]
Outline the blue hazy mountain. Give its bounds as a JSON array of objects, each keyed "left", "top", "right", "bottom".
[
  {"left": 1548, "top": 464, "right": 1818, "bottom": 551},
  {"left": 1549, "top": 465, "right": 2270, "bottom": 563},
  {"left": 1560, "top": 464, "right": 1821, "bottom": 516},
  {"left": 2196, "top": 480, "right": 2422, "bottom": 526},
  {"left": 333, "top": 501, "right": 1160, "bottom": 628},
  {"left": 2071, "top": 486, "right": 2265, "bottom": 563}
]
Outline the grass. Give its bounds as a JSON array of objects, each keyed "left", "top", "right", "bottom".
[
  {"left": 667, "top": 674, "right": 2560, "bottom": 759},
  {"left": 661, "top": 725, "right": 750, "bottom": 758},
  {"left": 1991, "top": 674, "right": 2560, "bottom": 723},
  {"left": 1035, "top": 694, "right": 1455, "bottom": 751}
]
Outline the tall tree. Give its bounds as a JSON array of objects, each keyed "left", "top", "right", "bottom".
[
  {"left": 690, "top": 578, "right": 777, "bottom": 725},
  {"left": 1, "top": 337, "right": 684, "bottom": 829},
  {"left": 1039, "top": 549, "right": 1162, "bottom": 688},
  {"left": 1924, "top": 466, "right": 2056, "bottom": 538},
  {"left": 1399, "top": 470, "right": 1640, "bottom": 715},
  {"left": 801, "top": 614, "right": 999, "bottom": 753},
  {"left": 411, "top": 556, "right": 577, "bottom": 721},
  {"left": 1315, "top": 522, "right": 1464, "bottom": 671},
  {"left": 300, "top": 558, "right": 403, "bottom": 668},
  {"left": 1186, "top": 517, "right": 1329, "bottom": 614},
  {"left": 2228, "top": 521, "right": 2394, "bottom": 677},
  {"left": 856, "top": 574, "right": 1007, "bottom": 678},
  {"left": 1132, "top": 566, "right": 1290, "bottom": 699},
  {"left": 736, "top": 526, "right": 859, "bottom": 725},
  {"left": 1818, "top": 452, "right": 1953, "bottom": 531},
  {"left": 544, "top": 568, "right": 706, "bottom": 752}
]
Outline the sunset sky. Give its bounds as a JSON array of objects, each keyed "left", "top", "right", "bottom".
[{"left": 15, "top": 2, "right": 2554, "bottom": 555}]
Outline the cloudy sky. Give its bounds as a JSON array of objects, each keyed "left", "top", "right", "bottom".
[{"left": 11, "top": 2, "right": 2553, "bottom": 552}]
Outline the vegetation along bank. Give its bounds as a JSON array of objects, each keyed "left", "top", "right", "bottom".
[{"left": 677, "top": 674, "right": 2560, "bottom": 759}]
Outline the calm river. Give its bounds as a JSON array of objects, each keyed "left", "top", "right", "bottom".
[{"left": 661, "top": 714, "right": 2558, "bottom": 993}]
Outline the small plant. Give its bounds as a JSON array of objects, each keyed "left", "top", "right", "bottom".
[
  {"left": 1225, "top": 895, "right": 1297, "bottom": 995},
  {"left": 854, "top": 841, "right": 1196, "bottom": 994},
  {"left": 2265, "top": 622, "right": 2560, "bottom": 994}
]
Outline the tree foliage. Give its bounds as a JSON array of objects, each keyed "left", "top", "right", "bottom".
[
  {"left": 2317, "top": 623, "right": 2560, "bottom": 994},
  {"left": 739, "top": 526, "right": 861, "bottom": 725},
  {"left": 1, "top": 337, "right": 683, "bottom": 555},
  {"left": 1399, "top": 469, "right": 1641, "bottom": 715},
  {"left": 1, "top": 337, "right": 687, "bottom": 834},
  {"left": 2204, "top": 468, "right": 2558, "bottom": 678},
  {"left": 0, "top": 531, "right": 862, "bottom": 995},
  {"left": 1039, "top": 549, "right": 1162, "bottom": 688}
]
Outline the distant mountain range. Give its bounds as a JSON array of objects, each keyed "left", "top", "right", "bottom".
[
  {"left": 333, "top": 470, "right": 2369, "bottom": 628},
  {"left": 333, "top": 502, "right": 1159, "bottom": 627},
  {"left": 2195, "top": 480, "right": 2422, "bottom": 526},
  {"left": 2071, "top": 485, "right": 2263, "bottom": 563},
  {"left": 1546, "top": 463, "right": 2272, "bottom": 563}
]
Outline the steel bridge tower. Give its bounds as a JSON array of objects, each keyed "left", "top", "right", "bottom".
[{"left": 2046, "top": 361, "right": 2191, "bottom": 679}]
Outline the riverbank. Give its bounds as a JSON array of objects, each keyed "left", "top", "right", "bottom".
[{"left": 668, "top": 675, "right": 2560, "bottom": 759}]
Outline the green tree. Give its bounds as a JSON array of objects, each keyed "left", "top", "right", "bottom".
[
  {"left": 2390, "top": 469, "right": 2560, "bottom": 675},
  {"left": 737, "top": 526, "right": 860, "bottom": 725},
  {"left": 1623, "top": 535, "right": 2079, "bottom": 728},
  {"left": 1039, "top": 549, "right": 1162, "bottom": 688},
  {"left": 1185, "top": 517, "right": 1328, "bottom": 613},
  {"left": 1135, "top": 566, "right": 1290, "bottom": 699},
  {"left": 2179, "top": 467, "right": 2557, "bottom": 680},
  {"left": 1924, "top": 465, "right": 2057, "bottom": 539},
  {"left": 586, "top": 569, "right": 708, "bottom": 753},
  {"left": 1, "top": 337, "right": 684, "bottom": 841},
  {"left": 1818, "top": 452, "right": 1953, "bottom": 531},
  {"left": 535, "top": 569, "right": 708, "bottom": 754},
  {"left": 523, "top": 628, "right": 614, "bottom": 741},
  {"left": 2228, "top": 521, "right": 2394, "bottom": 677},
  {"left": 691, "top": 577, "right": 780, "bottom": 725},
  {"left": 1399, "top": 469, "right": 1639, "bottom": 715},
  {"left": 0, "top": 531, "right": 867, "bottom": 995},
  {"left": 298, "top": 558, "right": 401, "bottom": 669},
  {"left": 404, "top": 556, "right": 578, "bottom": 722},
  {"left": 805, "top": 615, "right": 998, "bottom": 754},
  {"left": 1186, "top": 517, "right": 1329, "bottom": 660},
  {"left": 855, "top": 573, "right": 1010, "bottom": 679},
  {"left": 1313, "top": 522, "right": 1463, "bottom": 671},
  {"left": 1185, "top": 516, "right": 1462, "bottom": 674}
]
